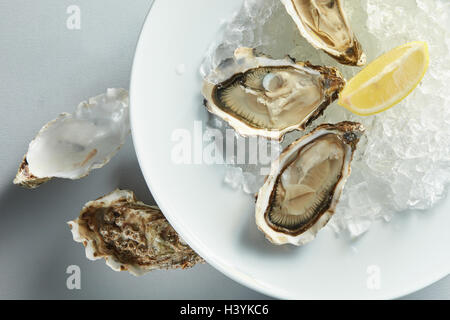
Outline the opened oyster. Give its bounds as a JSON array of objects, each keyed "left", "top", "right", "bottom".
[
  {"left": 202, "top": 47, "right": 345, "bottom": 140},
  {"left": 255, "top": 121, "right": 364, "bottom": 245},
  {"left": 68, "top": 189, "right": 204, "bottom": 276},
  {"left": 14, "top": 88, "right": 130, "bottom": 188},
  {"left": 281, "top": 0, "right": 366, "bottom": 66}
]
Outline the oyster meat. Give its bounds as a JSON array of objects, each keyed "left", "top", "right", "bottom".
[
  {"left": 68, "top": 189, "right": 204, "bottom": 276},
  {"left": 14, "top": 88, "right": 130, "bottom": 188},
  {"left": 281, "top": 0, "right": 366, "bottom": 66},
  {"left": 255, "top": 121, "right": 364, "bottom": 245},
  {"left": 202, "top": 47, "right": 345, "bottom": 140}
]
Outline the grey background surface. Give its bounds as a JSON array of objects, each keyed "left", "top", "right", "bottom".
[{"left": 0, "top": 0, "right": 448, "bottom": 299}]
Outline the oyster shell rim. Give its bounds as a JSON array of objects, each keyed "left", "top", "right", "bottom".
[
  {"left": 280, "top": 0, "right": 367, "bottom": 66},
  {"left": 202, "top": 48, "right": 346, "bottom": 141},
  {"left": 68, "top": 189, "right": 204, "bottom": 276},
  {"left": 255, "top": 121, "right": 365, "bottom": 246}
]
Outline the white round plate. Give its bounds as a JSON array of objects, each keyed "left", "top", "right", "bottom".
[{"left": 130, "top": 0, "right": 450, "bottom": 299}]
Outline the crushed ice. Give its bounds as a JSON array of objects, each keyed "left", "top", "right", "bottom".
[{"left": 201, "top": 0, "right": 450, "bottom": 237}]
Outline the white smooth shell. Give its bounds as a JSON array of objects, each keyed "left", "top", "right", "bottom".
[{"left": 14, "top": 88, "right": 129, "bottom": 187}]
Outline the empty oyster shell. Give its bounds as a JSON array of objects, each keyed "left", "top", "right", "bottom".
[
  {"left": 68, "top": 189, "right": 204, "bottom": 276},
  {"left": 202, "top": 47, "right": 345, "bottom": 140},
  {"left": 14, "top": 88, "right": 129, "bottom": 188},
  {"left": 281, "top": 0, "right": 366, "bottom": 66},
  {"left": 255, "top": 121, "right": 364, "bottom": 245}
]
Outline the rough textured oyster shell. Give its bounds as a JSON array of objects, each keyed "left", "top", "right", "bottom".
[
  {"left": 202, "top": 47, "right": 345, "bottom": 141},
  {"left": 255, "top": 121, "right": 364, "bottom": 246},
  {"left": 14, "top": 157, "right": 52, "bottom": 189},
  {"left": 281, "top": 0, "right": 366, "bottom": 66},
  {"left": 14, "top": 88, "right": 130, "bottom": 188},
  {"left": 68, "top": 189, "right": 204, "bottom": 276}
]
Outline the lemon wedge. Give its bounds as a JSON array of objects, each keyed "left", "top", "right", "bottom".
[{"left": 338, "top": 41, "right": 429, "bottom": 116}]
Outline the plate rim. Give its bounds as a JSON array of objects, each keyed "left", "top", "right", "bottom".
[{"left": 129, "top": 0, "right": 450, "bottom": 300}]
